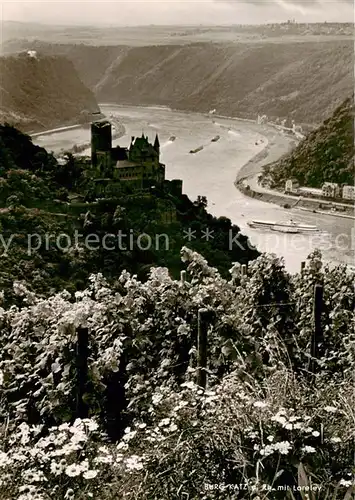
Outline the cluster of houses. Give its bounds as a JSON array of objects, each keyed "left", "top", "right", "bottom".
[
  {"left": 285, "top": 179, "right": 355, "bottom": 201},
  {"left": 322, "top": 182, "right": 355, "bottom": 200}
]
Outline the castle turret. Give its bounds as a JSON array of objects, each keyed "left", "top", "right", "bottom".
[{"left": 154, "top": 133, "right": 160, "bottom": 155}]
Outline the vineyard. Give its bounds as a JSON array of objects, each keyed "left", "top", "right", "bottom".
[{"left": 0, "top": 248, "right": 354, "bottom": 499}]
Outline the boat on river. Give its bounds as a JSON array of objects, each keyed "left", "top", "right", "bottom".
[
  {"left": 189, "top": 145, "right": 204, "bottom": 154},
  {"left": 247, "top": 219, "right": 318, "bottom": 233}
]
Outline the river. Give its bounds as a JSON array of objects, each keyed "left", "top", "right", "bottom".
[{"left": 32, "top": 104, "right": 354, "bottom": 274}]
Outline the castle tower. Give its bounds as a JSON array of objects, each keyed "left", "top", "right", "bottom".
[
  {"left": 154, "top": 133, "right": 160, "bottom": 156},
  {"left": 91, "top": 120, "right": 112, "bottom": 172}
]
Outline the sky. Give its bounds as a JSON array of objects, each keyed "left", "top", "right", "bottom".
[{"left": 1, "top": 0, "right": 353, "bottom": 26}]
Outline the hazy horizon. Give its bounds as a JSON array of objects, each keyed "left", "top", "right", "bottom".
[{"left": 1, "top": 0, "right": 353, "bottom": 27}]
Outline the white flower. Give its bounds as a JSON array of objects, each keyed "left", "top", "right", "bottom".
[
  {"left": 22, "top": 469, "right": 46, "bottom": 483},
  {"left": 85, "top": 420, "right": 99, "bottom": 432},
  {"left": 152, "top": 394, "right": 163, "bottom": 405},
  {"left": 19, "top": 485, "right": 37, "bottom": 493},
  {"left": 114, "top": 453, "right": 124, "bottom": 463},
  {"left": 94, "top": 455, "right": 113, "bottom": 465},
  {"left": 169, "top": 423, "right": 178, "bottom": 432},
  {"left": 13, "top": 281, "right": 28, "bottom": 296},
  {"left": 50, "top": 461, "right": 63, "bottom": 476},
  {"left": 180, "top": 381, "right": 196, "bottom": 390},
  {"left": 159, "top": 418, "right": 170, "bottom": 427},
  {"left": 274, "top": 441, "right": 292, "bottom": 455},
  {"left": 125, "top": 455, "right": 144, "bottom": 471},
  {"left": 253, "top": 401, "right": 267, "bottom": 408},
  {"left": 80, "top": 460, "right": 89, "bottom": 472},
  {"left": 330, "top": 437, "right": 342, "bottom": 443},
  {"left": 83, "top": 470, "right": 98, "bottom": 479},
  {"left": 271, "top": 414, "right": 287, "bottom": 425},
  {"left": 0, "top": 451, "right": 13, "bottom": 467},
  {"left": 284, "top": 423, "right": 293, "bottom": 430},
  {"left": 123, "top": 430, "right": 137, "bottom": 442},
  {"left": 267, "top": 435, "right": 274, "bottom": 442},
  {"left": 70, "top": 430, "right": 87, "bottom": 444},
  {"left": 117, "top": 442, "right": 129, "bottom": 451},
  {"left": 260, "top": 445, "right": 275, "bottom": 457},
  {"left": 53, "top": 432, "right": 67, "bottom": 447},
  {"left": 58, "top": 423, "right": 70, "bottom": 432},
  {"left": 324, "top": 406, "right": 337, "bottom": 413},
  {"left": 65, "top": 463, "right": 82, "bottom": 477},
  {"left": 312, "top": 431, "right": 320, "bottom": 437},
  {"left": 302, "top": 446, "right": 316, "bottom": 454},
  {"left": 138, "top": 423, "right": 147, "bottom": 429},
  {"left": 11, "top": 452, "right": 27, "bottom": 462},
  {"left": 339, "top": 479, "right": 353, "bottom": 487},
  {"left": 31, "top": 425, "right": 43, "bottom": 436}
]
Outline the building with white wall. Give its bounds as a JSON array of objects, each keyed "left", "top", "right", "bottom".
[
  {"left": 342, "top": 185, "right": 355, "bottom": 200},
  {"left": 322, "top": 182, "right": 341, "bottom": 198},
  {"left": 285, "top": 179, "right": 300, "bottom": 193}
]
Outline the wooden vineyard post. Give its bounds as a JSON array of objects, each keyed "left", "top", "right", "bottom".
[
  {"left": 76, "top": 327, "right": 89, "bottom": 418},
  {"left": 197, "top": 308, "right": 209, "bottom": 389},
  {"left": 310, "top": 284, "right": 323, "bottom": 375},
  {"left": 180, "top": 270, "right": 187, "bottom": 284},
  {"left": 241, "top": 264, "right": 248, "bottom": 277},
  {"left": 301, "top": 261, "right": 306, "bottom": 274}
]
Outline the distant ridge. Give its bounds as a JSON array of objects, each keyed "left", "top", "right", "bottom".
[
  {"left": 0, "top": 52, "right": 100, "bottom": 132},
  {"left": 2, "top": 38, "right": 352, "bottom": 126}
]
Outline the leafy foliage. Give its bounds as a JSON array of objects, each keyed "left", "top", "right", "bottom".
[{"left": 0, "top": 250, "right": 354, "bottom": 498}]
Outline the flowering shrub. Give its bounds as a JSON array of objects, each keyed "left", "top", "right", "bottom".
[
  {"left": 0, "top": 248, "right": 354, "bottom": 498},
  {"left": 0, "top": 418, "right": 146, "bottom": 499},
  {"left": 0, "top": 275, "right": 126, "bottom": 426},
  {"left": 105, "top": 370, "right": 355, "bottom": 499}
]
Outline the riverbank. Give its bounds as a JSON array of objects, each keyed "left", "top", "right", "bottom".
[
  {"left": 31, "top": 123, "right": 85, "bottom": 137},
  {"left": 237, "top": 177, "right": 355, "bottom": 220},
  {"left": 31, "top": 113, "right": 125, "bottom": 155},
  {"left": 233, "top": 123, "right": 355, "bottom": 220}
]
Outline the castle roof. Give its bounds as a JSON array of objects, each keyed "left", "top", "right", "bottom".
[
  {"left": 129, "top": 135, "right": 158, "bottom": 158},
  {"left": 154, "top": 133, "right": 160, "bottom": 149}
]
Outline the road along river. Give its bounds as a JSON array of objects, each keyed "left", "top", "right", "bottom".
[{"left": 33, "top": 104, "right": 354, "bottom": 274}]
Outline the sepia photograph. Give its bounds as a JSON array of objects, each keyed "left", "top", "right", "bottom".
[{"left": 0, "top": 0, "right": 354, "bottom": 498}]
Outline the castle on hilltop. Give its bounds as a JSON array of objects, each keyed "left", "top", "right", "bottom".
[{"left": 90, "top": 120, "right": 166, "bottom": 192}]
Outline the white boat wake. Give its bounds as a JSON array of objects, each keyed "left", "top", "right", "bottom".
[{"left": 228, "top": 129, "right": 241, "bottom": 137}]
